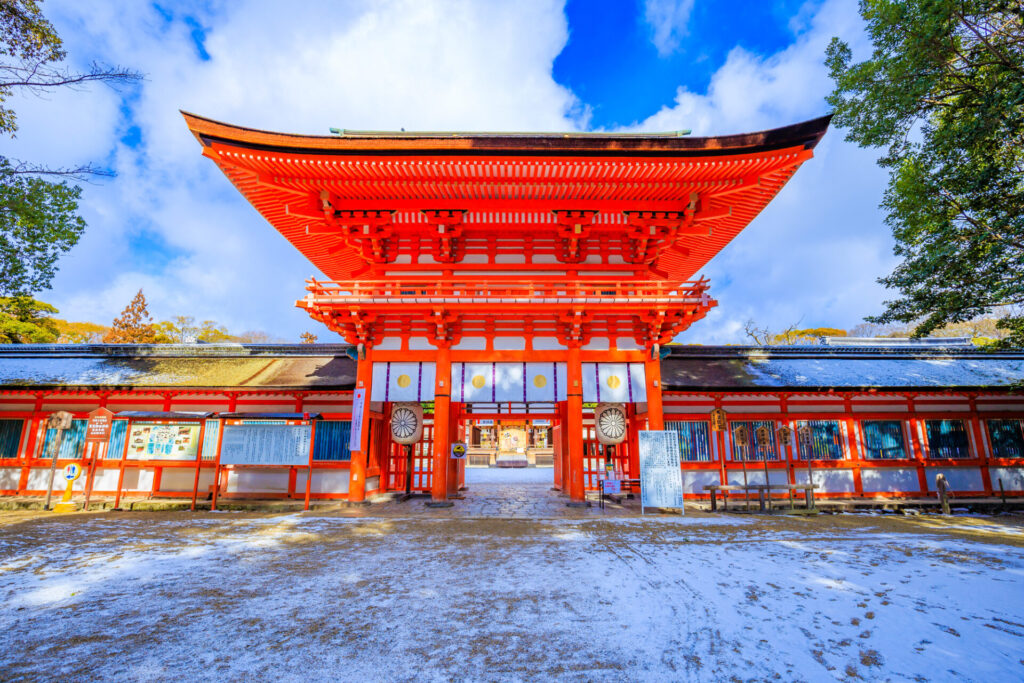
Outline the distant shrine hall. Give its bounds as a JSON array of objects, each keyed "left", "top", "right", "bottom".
[{"left": 1, "top": 114, "right": 1023, "bottom": 507}]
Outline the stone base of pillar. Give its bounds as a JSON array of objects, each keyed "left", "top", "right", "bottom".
[{"left": 425, "top": 501, "right": 455, "bottom": 508}]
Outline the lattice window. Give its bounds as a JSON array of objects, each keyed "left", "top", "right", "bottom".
[
  {"left": 861, "top": 420, "right": 907, "bottom": 460},
  {"left": 666, "top": 421, "right": 711, "bottom": 462},
  {"left": 104, "top": 421, "right": 129, "bottom": 459},
  {"left": 39, "top": 419, "right": 87, "bottom": 459},
  {"left": 924, "top": 419, "right": 971, "bottom": 459},
  {"left": 729, "top": 420, "right": 779, "bottom": 461},
  {"left": 0, "top": 419, "right": 24, "bottom": 459},
  {"left": 987, "top": 419, "right": 1024, "bottom": 459},
  {"left": 313, "top": 421, "right": 352, "bottom": 461},
  {"left": 796, "top": 420, "right": 845, "bottom": 460}
]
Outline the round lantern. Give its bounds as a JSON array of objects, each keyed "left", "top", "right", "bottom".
[
  {"left": 594, "top": 403, "right": 627, "bottom": 445},
  {"left": 390, "top": 402, "right": 423, "bottom": 445}
]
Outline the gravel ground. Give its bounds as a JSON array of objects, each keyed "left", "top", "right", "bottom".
[{"left": 1, "top": 508, "right": 1023, "bottom": 681}]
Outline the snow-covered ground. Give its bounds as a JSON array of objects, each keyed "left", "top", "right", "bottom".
[{"left": 1, "top": 512, "right": 1023, "bottom": 681}]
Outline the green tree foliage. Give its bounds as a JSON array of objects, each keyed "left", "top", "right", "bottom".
[
  {"left": 826, "top": 1, "right": 1024, "bottom": 347},
  {"left": 0, "top": 158, "right": 85, "bottom": 295},
  {"left": 0, "top": 295, "right": 59, "bottom": 342},
  {"left": 1, "top": 0, "right": 139, "bottom": 296},
  {"left": 103, "top": 289, "right": 156, "bottom": 343}
]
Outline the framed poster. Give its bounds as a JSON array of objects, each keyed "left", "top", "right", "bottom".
[{"left": 127, "top": 424, "right": 201, "bottom": 460}]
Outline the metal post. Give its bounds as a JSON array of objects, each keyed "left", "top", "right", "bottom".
[
  {"left": 999, "top": 478, "right": 1006, "bottom": 507},
  {"left": 404, "top": 444, "right": 413, "bottom": 498}
]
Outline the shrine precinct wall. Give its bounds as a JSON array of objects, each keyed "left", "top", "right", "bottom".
[
  {"left": 2, "top": 386, "right": 1024, "bottom": 500},
  {"left": 662, "top": 391, "right": 1024, "bottom": 499},
  {"left": 0, "top": 390, "right": 355, "bottom": 500}
]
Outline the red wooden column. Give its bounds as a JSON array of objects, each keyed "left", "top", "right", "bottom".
[
  {"left": 348, "top": 352, "right": 374, "bottom": 503},
  {"left": 644, "top": 356, "right": 665, "bottom": 430},
  {"left": 429, "top": 344, "right": 454, "bottom": 506},
  {"left": 566, "top": 344, "right": 586, "bottom": 504}
]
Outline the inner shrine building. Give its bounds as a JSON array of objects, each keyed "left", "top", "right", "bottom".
[{"left": 183, "top": 112, "right": 830, "bottom": 505}]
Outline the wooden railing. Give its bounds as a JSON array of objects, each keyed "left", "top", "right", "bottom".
[{"left": 301, "top": 277, "right": 713, "bottom": 305}]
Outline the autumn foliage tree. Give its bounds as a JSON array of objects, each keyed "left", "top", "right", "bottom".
[{"left": 103, "top": 289, "right": 156, "bottom": 343}]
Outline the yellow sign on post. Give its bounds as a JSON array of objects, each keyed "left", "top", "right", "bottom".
[{"left": 53, "top": 463, "right": 82, "bottom": 513}]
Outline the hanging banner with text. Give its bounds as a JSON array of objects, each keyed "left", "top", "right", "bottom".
[
  {"left": 219, "top": 424, "right": 312, "bottom": 466},
  {"left": 638, "top": 430, "right": 684, "bottom": 514},
  {"left": 349, "top": 388, "right": 366, "bottom": 452}
]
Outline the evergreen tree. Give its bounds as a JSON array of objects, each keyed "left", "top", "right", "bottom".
[
  {"left": 0, "top": 296, "right": 59, "bottom": 342},
  {"left": 826, "top": 1, "right": 1024, "bottom": 347},
  {"left": 103, "top": 289, "right": 156, "bottom": 343}
]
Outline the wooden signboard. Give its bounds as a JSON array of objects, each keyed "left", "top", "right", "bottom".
[
  {"left": 709, "top": 408, "right": 727, "bottom": 432},
  {"left": 85, "top": 407, "right": 114, "bottom": 443}
]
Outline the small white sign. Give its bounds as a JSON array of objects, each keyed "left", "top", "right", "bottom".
[{"left": 602, "top": 479, "right": 621, "bottom": 495}]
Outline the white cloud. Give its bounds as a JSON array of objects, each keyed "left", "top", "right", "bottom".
[
  {"left": 14, "top": 0, "right": 892, "bottom": 346},
  {"left": 23, "top": 0, "right": 581, "bottom": 337},
  {"left": 628, "top": 0, "right": 894, "bottom": 343},
  {"left": 643, "top": 0, "right": 696, "bottom": 56}
]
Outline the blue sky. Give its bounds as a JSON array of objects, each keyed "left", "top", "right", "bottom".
[{"left": 8, "top": 0, "right": 891, "bottom": 343}]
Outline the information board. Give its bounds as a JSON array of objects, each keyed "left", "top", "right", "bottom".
[
  {"left": 127, "top": 424, "right": 201, "bottom": 460},
  {"left": 638, "top": 430, "right": 684, "bottom": 514},
  {"left": 219, "top": 424, "right": 313, "bottom": 466}
]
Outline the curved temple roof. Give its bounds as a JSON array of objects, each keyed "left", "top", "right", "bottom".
[
  {"left": 183, "top": 112, "right": 831, "bottom": 157},
  {"left": 183, "top": 113, "right": 831, "bottom": 284}
]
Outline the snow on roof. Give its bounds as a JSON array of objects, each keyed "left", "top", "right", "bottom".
[
  {"left": 1, "top": 343, "right": 1022, "bottom": 391},
  {"left": 0, "top": 344, "right": 357, "bottom": 389},
  {"left": 661, "top": 345, "right": 1024, "bottom": 391}
]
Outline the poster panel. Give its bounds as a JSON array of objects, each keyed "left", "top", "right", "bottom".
[
  {"left": 219, "top": 424, "right": 313, "bottom": 466},
  {"left": 638, "top": 430, "right": 684, "bottom": 513},
  {"left": 127, "top": 424, "right": 201, "bottom": 460}
]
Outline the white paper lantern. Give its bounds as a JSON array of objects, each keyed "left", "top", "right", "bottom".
[
  {"left": 594, "top": 403, "right": 627, "bottom": 445},
  {"left": 390, "top": 403, "right": 423, "bottom": 445}
]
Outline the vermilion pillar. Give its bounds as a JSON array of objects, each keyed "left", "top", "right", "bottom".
[
  {"left": 644, "top": 356, "right": 665, "bottom": 430},
  {"left": 348, "top": 352, "right": 374, "bottom": 502},
  {"left": 429, "top": 345, "right": 453, "bottom": 506},
  {"left": 566, "top": 344, "right": 586, "bottom": 504}
]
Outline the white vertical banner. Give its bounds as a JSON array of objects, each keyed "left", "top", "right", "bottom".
[
  {"left": 350, "top": 388, "right": 366, "bottom": 452},
  {"left": 638, "top": 430, "right": 684, "bottom": 514}
]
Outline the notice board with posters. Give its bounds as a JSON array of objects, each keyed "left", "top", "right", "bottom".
[
  {"left": 638, "top": 430, "right": 684, "bottom": 514},
  {"left": 127, "top": 424, "right": 201, "bottom": 460},
  {"left": 219, "top": 424, "right": 312, "bottom": 466}
]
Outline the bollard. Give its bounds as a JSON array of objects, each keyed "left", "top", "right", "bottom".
[{"left": 935, "top": 473, "right": 950, "bottom": 515}]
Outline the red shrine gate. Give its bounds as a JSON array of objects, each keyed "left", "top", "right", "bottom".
[{"left": 185, "top": 113, "right": 830, "bottom": 504}]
